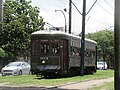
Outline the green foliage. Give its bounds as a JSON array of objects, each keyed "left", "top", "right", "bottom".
[
  {"left": 1, "top": 0, "right": 45, "bottom": 58},
  {"left": 86, "top": 30, "right": 114, "bottom": 68},
  {"left": 0, "top": 48, "right": 5, "bottom": 57}
]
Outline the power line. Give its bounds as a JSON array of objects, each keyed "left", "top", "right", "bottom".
[
  {"left": 104, "top": 0, "right": 114, "bottom": 9},
  {"left": 90, "top": 16, "right": 113, "bottom": 25},
  {"left": 57, "top": 0, "right": 67, "bottom": 5},
  {"left": 95, "top": 0, "right": 114, "bottom": 16}
]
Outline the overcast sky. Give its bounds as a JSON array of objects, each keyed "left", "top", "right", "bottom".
[{"left": 30, "top": 0, "right": 114, "bottom": 34}]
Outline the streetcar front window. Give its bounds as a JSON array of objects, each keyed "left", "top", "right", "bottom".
[
  {"left": 32, "top": 39, "right": 60, "bottom": 55},
  {"left": 41, "top": 43, "right": 50, "bottom": 54},
  {"left": 32, "top": 40, "right": 39, "bottom": 55},
  {"left": 52, "top": 44, "right": 60, "bottom": 54}
]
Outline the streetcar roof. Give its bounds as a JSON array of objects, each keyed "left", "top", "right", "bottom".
[{"left": 32, "top": 30, "right": 97, "bottom": 44}]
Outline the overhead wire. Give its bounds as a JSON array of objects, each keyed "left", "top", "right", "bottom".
[
  {"left": 90, "top": 16, "right": 113, "bottom": 25},
  {"left": 104, "top": 0, "right": 114, "bottom": 9},
  {"left": 94, "top": 0, "right": 114, "bottom": 16},
  {"left": 57, "top": 0, "right": 67, "bottom": 5}
]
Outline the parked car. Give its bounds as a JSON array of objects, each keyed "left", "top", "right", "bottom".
[
  {"left": 97, "top": 61, "right": 108, "bottom": 70},
  {"left": 1, "top": 62, "right": 31, "bottom": 76}
]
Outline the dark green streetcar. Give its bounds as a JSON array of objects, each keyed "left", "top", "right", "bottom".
[{"left": 31, "top": 30, "right": 97, "bottom": 77}]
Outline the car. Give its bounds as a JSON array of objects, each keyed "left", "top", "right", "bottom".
[
  {"left": 1, "top": 62, "right": 31, "bottom": 76},
  {"left": 97, "top": 61, "right": 108, "bottom": 70}
]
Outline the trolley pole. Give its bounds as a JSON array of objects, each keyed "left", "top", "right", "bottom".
[
  {"left": 80, "top": 0, "right": 86, "bottom": 76},
  {"left": 115, "top": 0, "right": 120, "bottom": 89}
]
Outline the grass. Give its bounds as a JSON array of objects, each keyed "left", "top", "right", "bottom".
[
  {"left": 89, "top": 82, "right": 114, "bottom": 90},
  {"left": 0, "top": 70, "right": 114, "bottom": 87}
]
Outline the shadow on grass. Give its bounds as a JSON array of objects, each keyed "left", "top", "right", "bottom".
[
  {"left": 33, "top": 75, "right": 75, "bottom": 80},
  {"left": 33, "top": 72, "right": 94, "bottom": 80}
]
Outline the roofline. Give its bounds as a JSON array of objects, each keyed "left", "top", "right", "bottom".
[{"left": 32, "top": 30, "right": 97, "bottom": 44}]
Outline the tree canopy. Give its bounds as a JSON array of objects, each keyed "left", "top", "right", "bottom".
[{"left": 1, "top": 0, "right": 45, "bottom": 58}]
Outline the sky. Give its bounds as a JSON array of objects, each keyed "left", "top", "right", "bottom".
[{"left": 30, "top": 0, "right": 114, "bottom": 34}]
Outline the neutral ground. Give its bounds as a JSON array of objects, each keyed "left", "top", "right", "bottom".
[{"left": 0, "top": 77, "right": 114, "bottom": 90}]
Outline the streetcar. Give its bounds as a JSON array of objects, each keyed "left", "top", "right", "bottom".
[{"left": 31, "top": 30, "right": 97, "bottom": 77}]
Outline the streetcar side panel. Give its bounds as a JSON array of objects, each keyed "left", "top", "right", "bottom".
[{"left": 68, "top": 37, "right": 97, "bottom": 74}]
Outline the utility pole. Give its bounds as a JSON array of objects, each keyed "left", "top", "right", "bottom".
[
  {"left": 80, "top": 0, "right": 86, "bottom": 76},
  {"left": 0, "top": 0, "right": 3, "bottom": 33},
  {"left": 69, "top": 0, "right": 97, "bottom": 76},
  {"left": 69, "top": 0, "right": 72, "bottom": 34},
  {"left": 115, "top": 0, "right": 120, "bottom": 89}
]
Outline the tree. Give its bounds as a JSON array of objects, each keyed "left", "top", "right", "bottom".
[
  {"left": 86, "top": 30, "right": 114, "bottom": 69},
  {"left": 1, "top": 0, "right": 45, "bottom": 58},
  {"left": 0, "top": 48, "right": 5, "bottom": 57}
]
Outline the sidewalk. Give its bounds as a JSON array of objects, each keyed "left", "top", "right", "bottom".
[{"left": 53, "top": 77, "right": 114, "bottom": 90}]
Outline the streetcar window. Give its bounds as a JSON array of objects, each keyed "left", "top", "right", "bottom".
[
  {"left": 91, "top": 51, "right": 95, "bottom": 57},
  {"left": 32, "top": 44, "right": 39, "bottom": 55},
  {"left": 85, "top": 50, "right": 96, "bottom": 57},
  {"left": 72, "top": 47, "right": 80, "bottom": 56},
  {"left": 40, "top": 43, "right": 50, "bottom": 54},
  {"left": 32, "top": 40, "right": 39, "bottom": 55},
  {"left": 85, "top": 51, "right": 89, "bottom": 57},
  {"left": 52, "top": 44, "right": 60, "bottom": 54}
]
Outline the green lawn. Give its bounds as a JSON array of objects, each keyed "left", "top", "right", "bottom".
[{"left": 0, "top": 70, "right": 114, "bottom": 87}]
